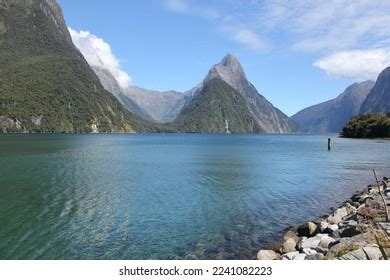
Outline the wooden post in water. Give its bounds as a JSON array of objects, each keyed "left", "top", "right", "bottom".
[{"left": 328, "top": 138, "right": 331, "bottom": 150}]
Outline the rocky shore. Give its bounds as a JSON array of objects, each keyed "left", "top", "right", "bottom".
[{"left": 257, "top": 176, "right": 390, "bottom": 260}]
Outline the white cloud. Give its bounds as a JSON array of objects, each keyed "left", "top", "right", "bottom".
[
  {"left": 313, "top": 49, "right": 390, "bottom": 80},
  {"left": 68, "top": 27, "right": 132, "bottom": 88},
  {"left": 222, "top": 26, "right": 268, "bottom": 51}
]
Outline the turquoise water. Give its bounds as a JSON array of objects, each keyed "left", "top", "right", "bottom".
[{"left": 0, "top": 134, "right": 389, "bottom": 259}]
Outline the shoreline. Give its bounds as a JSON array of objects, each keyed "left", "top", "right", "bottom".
[{"left": 257, "top": 176, "right": 390, "bottom": 260}]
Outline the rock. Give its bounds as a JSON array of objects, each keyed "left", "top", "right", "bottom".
[
  {"left": 338, "top": 245, "right": 384, "bottom": 260},
  {"left": 302, "top": 248, "right": 317, "bottom": 255},
  {"left": 339, "top": 226, "right": 362, "bottom": 238},
  {"left": 345, "top": 203, "right": 357, "bottom": 215},
  {"left": 323, "top": 224, "right": 338, "bottom": 235},
  {"left": 257, "top": 250, "right": 280, "bottom": 260},
  {"left": 319, "top": 235, "right": 336, "bottom": 249},
  {"left": 281, "top": 238, "right": 297, "bottom": 254},
  {"left": 293, "top": 253, "right": 307, "bottom": 260},
  {"left": 319, "top": 221, "right": 330, "bottom": 233},
  {"left": 327, "top": 207, "right": 348, "bottom": 224},
  {"left": 358, "top": 195, "right": 374, "bottom": 204},
  {"left": 384, "top": 189, "right": 390, "bottom": 197},
  {"left": 305, "top": 253, "right": 324, "bottom": 260},
  {"left": 283, "top": 229, "right": 300, "bottom": 244},
  {"left": 282, "top": 251, "right": 299, "bottom": 260},
  {"left": 299, "top": 235, "right": 321, "bottom": 249},
  {"left": 357, "top": 207, "right": 378, "bottom": 218},
  {"left": 297, "top": 222, "right": 317, "bottom": 237},
  {"left": 352, "top": 201, "right": 360, "bottom": 208}
]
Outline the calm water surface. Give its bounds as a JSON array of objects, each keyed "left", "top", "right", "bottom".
[{"left": 0, "top": 134, "right": 389, "bottom": 259}]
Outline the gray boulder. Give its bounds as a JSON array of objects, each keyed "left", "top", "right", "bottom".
[
  {"left": 282, "top": 251, "right": 299, "bottom": 260},
  {"left": 328, "top": 207, "right": 348, "bottom": 224}
]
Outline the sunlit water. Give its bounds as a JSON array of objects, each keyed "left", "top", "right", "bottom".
[{"left": 0, "top": 134, "right": 389, "bottom": 259}]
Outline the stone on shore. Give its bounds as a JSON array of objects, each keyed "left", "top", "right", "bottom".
[
  {"left": 327, "top": 207, "right": 348, "bottom": 224},
  {"left": 299, "top": 235, "right": 321, "bottom": 249},
  {"left": 281, "top": 238, "right": 297, "bottom": 254},
  {"left": 299, "top": 234, "right": 335, "bottom": 251},
  {"left": 281, "top": 251, "right": 299, "bottom": 260},
  {"left": 297, "top": 222, "right": 317, "bottom": 237},
  {"left": 339, "top": 226, "right": 362, "bottom": 238},
  {"left": 293, "top": 253, "right": 307, "bottom": 260},
  {"left": 257, "top": 250, "right": 280, "bottom": 260},
  {"left": 283, "top": 230, "right": 300, "bottom": 244},
  {"left": 302, "top": 248, "right": 317, "bottom": 255},
  {"left": 319, "top": 235, "right": 336, "bottom": 249}
]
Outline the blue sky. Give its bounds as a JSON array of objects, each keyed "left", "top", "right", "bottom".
[{"left": 59, "top": 0, "right": 390, "bottom": 116}]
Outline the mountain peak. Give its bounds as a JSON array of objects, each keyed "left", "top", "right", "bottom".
[
  {"left": 220, "top": 53, "right": 239, "bottom": 66},
  {"left": 206, "top": 54, "right": 247, "bottom": 89}
]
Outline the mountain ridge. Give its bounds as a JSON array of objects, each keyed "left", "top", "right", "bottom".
[
  {"left": 172, "top": 77, "right": 262, "bottom": 133},
  {"left": 360, "top": 67, "right": 390, "bottom": 114},
  {"left": 0, "top": 0, "right": 159, "bottom": 133},
  {"left": 291, "top": 81, "right": 375, "bottom": 133},
  {"left": 183, "top": 54, "right": 299, "bottom": 133}
]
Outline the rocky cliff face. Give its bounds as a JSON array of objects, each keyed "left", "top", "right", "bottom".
[
  {"left": 184, "top": 54, "right": 299, "bottom": 133},
  {"left": 292, "top": 81, "right": 375, "bottom": 133},
  {"left": 360, "top": 67, "right": 390, "bottom": 114}
]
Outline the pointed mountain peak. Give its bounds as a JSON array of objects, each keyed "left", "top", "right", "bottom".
[
  {"left": 206, "top": 54, "right": 247, "bottom": 89},
  {"left": 220, "top": 53, "right": 239, "bottom": 66}
]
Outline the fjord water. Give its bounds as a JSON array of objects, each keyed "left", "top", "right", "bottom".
[{"left": 0, "top": 134, "right": 389, "bottom": 260}]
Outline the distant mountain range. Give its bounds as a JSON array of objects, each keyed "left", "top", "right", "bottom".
[
  {"left": 1, "top": 0, "right": 389, "bottom": 134},
  {"left": 94, "top": 54, "right": 299, "bottom": 133},
  {"left": 291, "top": 81, "right": 375, "bottom": 133},
  {"left": 292, "top": 65, "right": 390, "bottom": 133}
]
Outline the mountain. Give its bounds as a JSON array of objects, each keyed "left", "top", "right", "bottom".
[
  {"left": 92, "top": 66, "right": 190, "bottom": 123},
  {"left": 124, "top": 87, "right": 190, "bottom": 123},
  {"left": 291, "top": 81, "right": 375, "bottom": 133},
  {"left": 360, "top": 67, "right": 390, "bottom": 114},
  {"left": 0, "top": 0, "right": 156, "bottom": 133},
  {"left": 180, "top": 54, "right": 299, "bottom": 133},
  {"left": 172, "top": 78, "right": 261, "bottom": 133},
  {"left": 92, "top": 66, "right": 155, "bottom": 121}
]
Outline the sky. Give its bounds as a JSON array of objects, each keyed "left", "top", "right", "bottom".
[{"left": 59, "top": 0, "right": 390, "bottom": 116}]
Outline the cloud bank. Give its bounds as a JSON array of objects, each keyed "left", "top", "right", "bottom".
[
  {"left": 313, "top": 49, "right": 390, "bottom": 80},
  {"left": 69, "top": 28, "right": 132, "bottom": 88}
]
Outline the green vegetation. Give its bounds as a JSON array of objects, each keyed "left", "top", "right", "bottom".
[
  {"left": 171, "top": 78, "right": 262, "bottom": 133},
  {"left": 0, "top": 0, "right": 160, "bottom": 133},
  {"left": 341, "top": 113, "right": 390, "bottom": 138}
]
